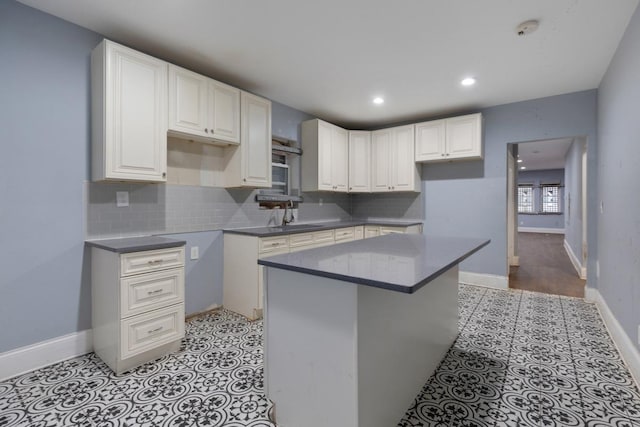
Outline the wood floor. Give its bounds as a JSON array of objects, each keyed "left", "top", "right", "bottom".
[{"left": 509, "top": 232, "right": 586, "bottom": 297}]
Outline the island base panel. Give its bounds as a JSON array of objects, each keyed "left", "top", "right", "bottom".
[{"left": 264, "top": 266, "right": 459, "bottom": 427}]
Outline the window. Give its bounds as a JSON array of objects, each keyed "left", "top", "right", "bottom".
[
  {"left": 541, "top": 185, "right": 561, "bottom": 213},
  {"left": 518, "top": 185, "right": 534, "bottom": 213}
]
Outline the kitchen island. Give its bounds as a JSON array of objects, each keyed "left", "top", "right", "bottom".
[{"left": 258, "top": 233, "right": 489, "bottom": 427}]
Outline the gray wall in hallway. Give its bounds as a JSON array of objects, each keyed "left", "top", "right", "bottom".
[
  {"left": 420, "top": 90, "right": 598, "bottom": 281},
  {"left": 517, "top": 169, "right": 565, "bottom": 230},
  {"left": 0, "top": 1, "right": 102, "bottom": 353},
  {"left": 597, "top": 4, "right": 640, "bottom": 351},
  {"left": 563, "top": 138, "right": 586, "bottom": 270}
]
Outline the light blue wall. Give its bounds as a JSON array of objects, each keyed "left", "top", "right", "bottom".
[
  {"left": 0, "top": 1, "right": 326, "bottom": 354},
  {"left": 597, "top": 4, "right": 640, "bottom": 351},
  {"left": 563, "top": 138, "right": 586, "bottom": 265},
  {"left": 517, "top": 169, "right": 565, "bottom": 230},
  {"left": 0, "top": 1, "right": 101, "bottom": 353},
  {"left": 422, "top": 90, "right": 598, "bottom": 280}
]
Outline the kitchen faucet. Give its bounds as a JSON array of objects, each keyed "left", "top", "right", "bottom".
[{"left": 281, "top": 200, "right": 294, "bottom": 226}]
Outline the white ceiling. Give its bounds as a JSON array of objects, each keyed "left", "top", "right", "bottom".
[
  {"left": 17, "top": 0, "right": 639, "bottom": 128},
  {"left": 517, "top": 138, "right": 574, "bottom": 171}
]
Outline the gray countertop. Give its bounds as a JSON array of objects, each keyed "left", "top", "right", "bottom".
[
  {"left": 258, "top": 234, "right": 490, "bottom": 293},
  {"left": 224, "top": 219, "right": 423, "bottom": 237},
  {"left": 85, "top": 236, "right": 186, "bottom": 253}
]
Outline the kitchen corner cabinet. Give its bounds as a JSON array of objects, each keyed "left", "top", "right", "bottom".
[
  {"left": 91, "top": 246, "right": 185, "bottom": 374},
  {"left": 348, "top": 131, "right": 371, "bottom": 192},
  {"left": 301, "top": 119, "right": 349, "bottom": 192},
  {"left": 371, "top": 125, "right": 420, "bottom": 192},
  {"left": 415, "top": 113, "right": 482, "bottom": 162},
  {"left": 168, "top": 65, "right": 240, "bottom": 145},
  {"left": 224, "top": 92, "right": 272, "bottom": 188},
  {"left": 91, "top": 40, "right": 168, "bottom": 182}
]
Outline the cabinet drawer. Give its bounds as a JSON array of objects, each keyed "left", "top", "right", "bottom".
[
  {"left": 259, "top": 236, "right": 289, "bottom": 254},
  {"left": 334, "top": 227, "right": 355, "bottom": 242},
  {"left": 380, "top": 226, "right": 405, "bottom": 235},
  {"left": 120, "top": 247, "right": 185, "bottom": 276},
  {"left": 313, "top": 230, "right": 335, "bottom": 245},
  {"left": 120, "top": 268, "right": 185, "bottom": 318},
  {"left": 289, "top": 232, "right": 315, "bottom": 249},
  {"left": 120, "top": 303, "right": 184, "bottom": 359}
]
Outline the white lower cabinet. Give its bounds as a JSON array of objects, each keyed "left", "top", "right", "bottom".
[
  {"left": 223, "top": 224, "right": 421, "bottom": 319},
  {"left": 91, "top": 246, "right": 185, "bottom": 374}
]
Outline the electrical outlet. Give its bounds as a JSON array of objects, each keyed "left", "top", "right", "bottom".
[
  {"left": 638, "top": 325, "right": 640, "bottom": 346},
  {"left": 116, "top": 191, "right": 129, "bottom": 207},
  {"left": 319, "top": 198, "right": 323, "bottom": 206},
  {"left": 190, "top": 246, "right": 199, "bottom": 260},
  {"left": 596, "top": 260, "right": 600, "bottom": 278}
]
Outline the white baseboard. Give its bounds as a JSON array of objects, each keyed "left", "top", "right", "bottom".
[
  {"left": 518, "top": 227, "right": 565, "bottom": 234},
  {"left": 585, "top": 288, "right": 640, "bottom": 389},
  {"left": 564, "top": 239, "right": 587, "bottom": 279},
  {"left": 459, "top": 271, "right": 509, "bottom": 290},
  {"left": 0, "top": 330, "right": 93, "bottom": 382},
  {"left": 509, "top": 255, "right": 520, "bottom": 267}
]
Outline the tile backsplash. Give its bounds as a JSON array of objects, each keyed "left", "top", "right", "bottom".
[{"left": 85, "top": 182, "right": 352, "bottom": 239}]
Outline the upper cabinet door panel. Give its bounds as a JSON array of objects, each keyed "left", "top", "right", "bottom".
[
  {"left": 168, "top": 65, "right": 208, "bottom": 137},
  {"left": 371, "top": 130, "right": 391, "bottom": 192},
  {"left": 317, "top": 121, "right": 334, "bottom": 191},
  {"left": 332, "top": 126, "right": 349, "bottom": 192},
  {"left": 348, "top": 131, "right": 371, "bottom": 193},
  {"left": 93, "top": 40, "right": 167, "bottom": 182},
  {"left": 241, "top": 92, "right": 271, "bottom": 187},
  {"left": 390, "top": 125, "right": 415, "bottom": 190},
  {"left": 209, "top": 81, "right": 240, "bottom": 144},
  {"left": 446, "top": 113, "right": 482, "bottom": 160},
  {"left": 415, "top": 119, "right": 446, "bottom": 162}
]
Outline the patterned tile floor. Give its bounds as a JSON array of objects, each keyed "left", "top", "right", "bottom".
[
  {"left": 1, "top": 285, "right": 639, "bottom": 426},
  {"left": 400, "top": 285, "right": 640, "bottom": 427}
]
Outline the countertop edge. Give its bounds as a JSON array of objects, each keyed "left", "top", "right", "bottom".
[
  {"left": 85, "top": 237, "right": 186, "bottom": 253},
  {"left": 224, "top": 220, "right": 423, "bottom": 237}
]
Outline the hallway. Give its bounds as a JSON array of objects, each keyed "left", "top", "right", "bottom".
[{"left": 509, "top": 232, "right": 586, "bottom": 298}]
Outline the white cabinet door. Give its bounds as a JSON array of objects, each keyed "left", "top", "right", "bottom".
[
  {"left": 168, "top": 65, "right": 208, "bottom": 138},
  {"left": 415, "top": 119, "right": 446, "bottom": 162},
  {"left": 415, "top": 113, "right": 482, "bottom": 162},
  {"left": 390, "top": 125, "right": 416, "bottom": 191},
  {"left": 331, "top": 126, "right": 349, "bottom": 192},
  {"left": 348, "top": 131, "right": 371, "bottom": 192},
  {"left": 446, "top": 113, "right": 482, "bottom": 160},
  {"left": 240, "top": 92, "right": 272, "bottom": 187},
  {"left": 92, "top": 40, "right": 167, "bottom": 182},
  {"left": 371, "top": 129, "right": 391, "bottom": 192},
  {"left": 317, "top": 121, "right": 334, "bottom": 191},
  {"left": 209, "top": 80, "right": 240, "bottom": 144},
  {"left": 301, "top": 119, "right": 349, "bottom": 192},
  {"left": 169, "top": 64, "right": 240, "bottom": 145}
]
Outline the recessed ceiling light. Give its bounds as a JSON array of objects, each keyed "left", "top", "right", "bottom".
[
  {"left": 373, "top": 97, "right": 384, "bottom": 105},
  {"left": 461, "top": 77, "right": 476, "bottom": 87},
  {"left": 520, "top": 166, "right": 527, "bottom": 170},
  {"left": 517, "top": 159, "right": 523, "bottom": 163}
]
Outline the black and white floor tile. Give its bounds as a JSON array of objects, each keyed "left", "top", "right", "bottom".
[
  {"left": 400, "top": 285, "right": 640, "bottom": 427},
  {"left": 0, "top": 309, "right": 275, "bottom": 427},
  {"left": 1, "top": 285, "right": 640, "bottom": 426}
]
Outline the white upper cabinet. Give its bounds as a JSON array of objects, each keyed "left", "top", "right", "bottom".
[
  {"left": 223, "top": 92, "right": 272, "bottom": 188},
  {"left": 168, "top": 65, "right": 240, "bottom": 145},
  {"left": 415, "top": 113, "right": 482, "bottom": 162},
  {"left": 91, "top": 40, "right": 168, "bottom": 182},
  {"left": 348, "top": 131, "right": 371, "bottom": 193},
  {"left": 371, "top": 125, "right": 420, "bottom": 192},
  {"left": 301, "top": 119, "right": 349, "bottom": 192}
]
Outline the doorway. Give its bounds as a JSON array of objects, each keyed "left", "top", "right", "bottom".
[{"left": 506, "top": 137, "right": 587, "bottom": 298}]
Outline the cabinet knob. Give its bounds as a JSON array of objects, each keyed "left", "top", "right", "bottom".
[
  {"left": 205, "top": 128, "right": 209, "bottom": 133},
  {"left": 441, "top": 153, "right": 445, "bottom": 157},
  {"left": 243, "top": 178, "right": 246, "bottom": 182},
  {"left": 162, "top": 172, "right": 166, "bottom": 178}
]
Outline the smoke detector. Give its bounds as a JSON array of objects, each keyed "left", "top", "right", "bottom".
[{"left": 516, "top": 20, "right": 539, "bottom": 36}]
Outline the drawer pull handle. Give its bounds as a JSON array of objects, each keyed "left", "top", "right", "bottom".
[
  {"left": 147, "top": 260, "right": 163, "bottom": 265},
  {"left": 147, "top": 289, "right": 163, "bottom": 295},
  {"left": 271, "top": 243, "right": 279, "bottom": 246},
  {"left": 148, "top": 327, "right": 163, "bottom": 334}
]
